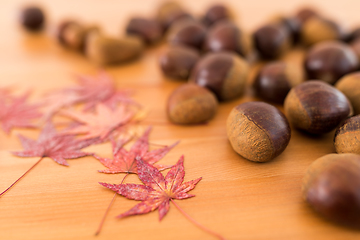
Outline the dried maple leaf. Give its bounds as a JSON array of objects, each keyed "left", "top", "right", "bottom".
[
  {"left": 1, "top": 122, "right": 95, "bottom": 197},
  {"left": 12, "top": 122, "right": 94, "bottom": 166},
  {"left": 94, "top": 126, "right": 178, "bottom": 235},
  {"left": 0, "top": 91, "right": 42, "bottom": 134},
  {"left": 60, "top": 104, "right": 135, "bottom": 140},
  {"left": 100, "top": 157, "right": 224, "bottom": 239},
  {"left": 42, "top": 71, "right": 137, "bottom": 117},
  {"left": 95, "top": 127, "right": 179, "bottom": 174}
]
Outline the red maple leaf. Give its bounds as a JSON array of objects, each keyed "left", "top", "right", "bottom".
[
  {"left": 1, "top": 122, "right": 95, "bottom": 197},
  {"left": 94, "top": 126, "right": 178, "bottom": 235},
  {"left": 95, "top": 127, "right": 179, "bottom": 174},
  {"left": 100, "top": 157, "right": 224, "bottom": 239},
  {"left": 12, "top": 122, "right": 94, "bottom": 166},
  {"left": 42, "top": 72, "right": 137, "bottom": 117},
  {"left": 60, "top": 104, "right": 135, "bottom": 140},
  {"left": 0, "top": 91, "right": 42, "bottom": 134}
]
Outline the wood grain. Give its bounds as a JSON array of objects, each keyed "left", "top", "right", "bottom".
[{"left": 1, "top": 0, "right": 360, "bottom": 239}]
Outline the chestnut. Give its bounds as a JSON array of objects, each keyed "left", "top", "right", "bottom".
[
  {"left": 125, "top": 17, "right": 163, "bottom": 45},
  {"left": 284, "top": 81, "right": 351, "bottom": 134},
  {"left": 167, "top": 19, "right": 207, "bottom": 49},
  {"left": 189, "top": 52, "right": 249, "bottom": 101},
  {"left": 156, "top": 1, "right": 193, "bottom": 31},
  {"left": 294, "top": 7, "right": 319, "bottom": 25},
  {"left": 56, "top": 21, "right": 100, "bottom": 51},
  {"left": 300, "top": 17, "right": 344, "bottom": 46},
  {"left": 226, "top": 101, "right": 291, "bottom": 162},
  {"left": 20, "top": 6, "right": 45, "bottom": 31},
  {"left": 335, "top": 72, "right": 360, "bottom": 115},
  {"left": 304, "top": 41, "right": 359, "bottom": 85},
  {"left": 334, "top": 116, "right": 360, "bottom": 154},
  {"left": 350, "top": 38, "right": 360, "bottom": 63},
  {"left": 159, "top": 46, "right": 200, "bottom": 80},
  {"left": 345, "top": 27, "right": 360, "bottom": 43},
  {"left": 85, "top": 34, "right": 144, "bottom": 65},
  {"left": 253, "top": 23, "right": 291, "bottom": 59},
  {"left": 167, "top": 83, "right": 218, "bottom": 124},
  {"left": 302, "top": 153, "right": 360, "bottom": 229},
  {"left": 203, "top": 20, "right": 252, "bottom": 58},
  {"left": 270, "top": 16, "right": 301, "bottom": 44},
  {"left": 202, "top": 4, "right": 232, "bottom": 27},
  {"left": 253, "top": 61, "right": 304, "bottom": 103}
]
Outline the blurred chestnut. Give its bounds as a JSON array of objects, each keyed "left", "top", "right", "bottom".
[
  {"left": 167, "top": 19, "right": 207, "bottom": 49},
  {"left": 253, "top": 61, "right": 304, "bottom": 103},
  {"left": 190, "top": 52, "right": 249, "bottom": 101},
  {"left": 253, "top": 23, "right": 291, "bottom": 59},
  {"left": 334, "top": 116, "right": 360, "bottom": 154},
  {"left": 294, "top": 7, "right": 319, "bottom": 24},
  {"left": 202, "top": 4, "right": 232, "bottom": 26},
  {"left": 159, "top": 46, "right": 200, "bottom": 80},
  {"left": 284, "top": 81, "right": 351, "bottom": 134},
  {"left": 226, "top": 101, "right": 291, "bottom": 162},
  {"left": 167, "top": 83, "right": 218, "bottom": 124},
  {"left": 302, "top": 153, "right": 360, "bottom": 229},
  {"left": 301, "top": 17, "right": 344, "bottom": 46},
  {"left": 350, "top": 38, "right": 360, "bottom": 63},
  {"left": 305, "top": 41, "right": 358, "bottom": 84},
  {"left": 156, "top": 1, "right": 193, "bottom": 31},
  {"left": 203, "top": 20, "right": 252, "bottom": 57},
  {"left": 270, "top": 16, "right": 301, "bottom": 44},
  {"left": 335, "top": 72, "right": 360, "bottom": 115},
  {"left": 345, "top": 27, "right": 360, "bottom": 43},
  {"left": 86, "top": 34, "right": 144, "bottom": 65},
  {"left": 20, "top": 6, "right": 45, "bottom": 31},
  {"left": 126, "top": 17, "right": 163, "bottom": 45}
]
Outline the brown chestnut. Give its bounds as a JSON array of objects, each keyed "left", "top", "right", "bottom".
[
  {"left": 167, "top": 83, "right": 218, "bottom": 124},
  {"left": 156, "top": 1, "right": 193, "bottom": 31},
  {"left": 85, "top": 34, "right": 144, "bottom": 65},
  {"left": 189, "top": 52, "right": 249, "bottom": 101},
  {"left": 203, "top": 20, "right": 252, "bottom": 57},
  {"left": 253, "top": 23, "right": 291, "bottom": 59},
  {"left": 304, "top": 41, "right": 359, "bottom": 85},
  {"left": 284, "top": 81, "right": 351, "bottom": 134},
  {"left": 294, "top": 7, "right": 319, "bottom": 25},
  {"left": 159, "top": 46, "right": 200, "bottom": 80},
  {"left": 334, "top": 116, "right": 360, "bottom": 154},
  {"left": 350, "top": 38, "right": 360, "bottom": 63},
  {"left": 345, "top": 27, "right": 360, "bottom": 43},
  {"left": 167, "top": 19, "right": 207, "bottom": 49},
  {"left": 226, "top": 101, "right": 291, "bottom": 162},
  {"left": 57, "top": 20, "right": 92, "bottom": 51},
  {"left": 20, "top": 6, "right": 45, "bottom": 31},
  {"left": 301, "top": 17, "right": 344, "bottom": 46},
  {"left": 335, "top": 72, "right": 360, "bottom": 115},
  {"left": 125, "top": 17, "right": 163, "bottom": 45},
  {"left": 270, "top": 16, "right": 301, "bottom": 44},
  {"left": 302, "top": 153, "right": 360, "bottom": 229},
  {"left": 202, "top": 4, "right": 232, "bottom": 27},
  {"left": 253, "top": 61, "right": 304, "bottom": 103}
]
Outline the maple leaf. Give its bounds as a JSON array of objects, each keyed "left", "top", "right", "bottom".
[
  {"left": 99, "top": 157, "right": 225, "bottom": 239},
  {"left": 95, "top": 127, "right": 179, "bottom": 174},
  {"left": 60, "top": 104, "right": 135, "bottom": 140},
  {"left": 12, "top": 122, "right": 94, "bottom": 166},
  {"left": 1, "top": 122, "right": 96, "bottom": 198},
  {"left": 0, "top": 91, "right": 42, "bottom": 134},
  {"left": 42, "top": 71, "right": 137, "bottom": 117},
  {"left": 100, "top": 156, "right": 201, "bottom": 220}
]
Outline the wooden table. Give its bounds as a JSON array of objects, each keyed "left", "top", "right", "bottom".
[{"left": 1, "top": 0, "right": 360, "bottom": 239}]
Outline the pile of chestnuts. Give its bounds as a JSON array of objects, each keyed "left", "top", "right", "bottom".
[{"left": 19, "top": 2, "right": 360, "bottom": 230}]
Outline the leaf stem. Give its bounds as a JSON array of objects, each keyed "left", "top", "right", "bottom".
[
  {"left": 0, "top": 157, "right": 44, "bottom": 197},
  {"left": 95, "top": 173, "right": 129, "bottom": 236},
  {"left": 170, "top": 199, "right": 226, "bottom": 240}
]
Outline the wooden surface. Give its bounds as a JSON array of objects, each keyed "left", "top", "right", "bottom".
[{"left": 1, "top": 0, "right": 360, "bottom": 240}]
